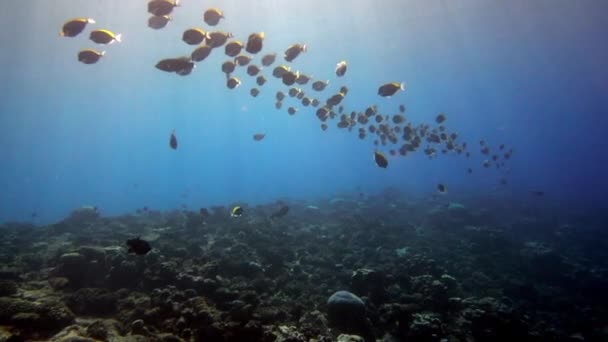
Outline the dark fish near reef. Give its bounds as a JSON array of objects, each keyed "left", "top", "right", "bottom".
[
  {"left": 374, "top": 151, "right": 388, "bottom": 168},
  {"left": 183, "top": 28, "right": 206, "bottom": 45},
  {"left": 230, "top": 206, "right": 243, "bottom": 217},
  {"left": 253, "top": 133, "right": 265, "bottom": 141},
  {"left": 169, "top": 130, "right": 178, "bottom": 149},
  {"left": 437, "top": 183, "right": 448, "bottom": 194},
  {"left": 270, "top": 205, "right": 289, "bottom": 219},
  {"left": 61, "top": 18, "right": 95, "bottom": 37},
  {"left": 246, "top": 32, "right": 265, "bottom": 54},
  {"left": 191, "top": 44, "right": 212, "bottom": 62},
  {"left": 148, "top": 15, "right": 171, "bottom": 29},
  {"left": 126, "top": 237, "right": 151, "bottom": 255},
  {"left": 225, "top": 40, "right": 244, "bottom": 57},
  {"left": 78, "top": 49, "right": 105, "bottom": 64},
  {"left": 156, "top": 57, "right": 194, "bottom": 75},
  {"left": 378, "top": 82, "right": 405, "bottom": 97},
  {"left": 148, "top": 0, "right": 179, "bottom": 16},
  {"left": 206, "top": 31, "right": 233, "bottom": 48}
]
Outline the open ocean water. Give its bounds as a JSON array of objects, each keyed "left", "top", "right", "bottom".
[{"left": 0, "top": 1, "right": 607, "bottom": 341}]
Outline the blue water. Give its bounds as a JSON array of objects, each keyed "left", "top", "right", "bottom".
[{"left": 1, "top": 0, "right": 607, "bottom": 224}]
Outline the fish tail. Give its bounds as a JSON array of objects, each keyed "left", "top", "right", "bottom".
[
  {"left": 175, "top": 0, "right": 180, "bottom": 7},
  {"left": 115, "top": 33, "right": 122, "bottom": 43},
  {"left": 87, "top": 18, "right": 96, "bottom": 24},
  {"left": 400, "top": 82, "right": 405, "bottom": 91},
  {"left": 302, "top": 44, "right": 307, "bottom": 52}
]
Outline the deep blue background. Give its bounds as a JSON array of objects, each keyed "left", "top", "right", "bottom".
[{"left": 1, "top": 0, "right": 607, "bottom": 224}]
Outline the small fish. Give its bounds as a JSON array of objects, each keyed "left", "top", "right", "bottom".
[
  {"left": 222, "top": 60, "right": 236, "bottom": 74},
  {"left": 275, "top": 101, "right": 283, "bottom": 109},
  {"left": 282, "top": 70, "right": 299, "bottom": 86},
  {"left": 226, "top": 77, "right": 241, "bottom": 89},
  {"left": 253, "top": 133, "right": 265, "bottom": 141},
  {"left": 311, "top": 80, "right": 329, "bottom": 91},
  {"left": 374, "top": 151, "right": 388, "bottom": 168},
  {"left": 272, "top": 65, "right": 290, "bottom": 78},
  {"left": 148, "top": 0, "right": 179, "bottom": 16},
  {"left": 377, "top": 82, "right": 405, "bottom": 97},
  {"left": 90, "top": 29, "right": 121, "bottom": 44},
  {"left": 183, "top": 28, "right": 206, "bottom": 45},
  {"left": 261, "top": 53, "right": 277, "bottom": 66},
  {"left": 437, "top": 183, "right": 448, "bottom": 194},
  {"left": 276, "top": 91, "right": 286, "bottom": 101},
  {"left": 340, "top": 86, "right": 349, "bottom": 95},
  {"left": 321, "top": 123, "right": 328, "bottom": 131},
  {"left": 78, "top": 49, "right": 105, "bottom": 64},
  {"left": 206, "top": 31, "right": 233, "bottom": 48},
  {"left": 245, "top": 32, "right": 265, "bottom": 54},
  {"left": 148, "top": 15, "right": 171, "bottom": 30},
  {"left": 191, "top": 44, "right": 212, "bottom": 62},
  {"left": 253, "top": 76, "right": 266, "bottom": 87},
  {"left": 61, "top": 18, "right": 95, "bottom": 37},
  {"left": 250, "top": 88, "right": 260, "bottom": 97},
  {"left": 247, "top": 64, "right": 261, "bottom": 76},
  {"left": 326, "top": 92, "right": 344, "bottom": 106},
  {"left": 203, "top": 8, "right": 224, "bottom": 26},
  {"left": 225, "top": 40, "right": 244, "bottom": 57},
  {"left": 270, "top": 205, "right": 289, "bottom": 219},
  {"left": 287, "top": 107, "right": 297, "bottom": 115},
  {"left": 436, "top": 113, "right": 447, "bottom": 124},
  {"left": 284, "top": 43, "right": 306, "bottom": 62},
  {"left": 126, "top": 237, "right": 151, "bottom": 255},
  {"left": 155, "top": 57, "right": 194, "bottom": 74},
  {"left": 234, "top": 54, "right": 252, "bottom": 66},
  {"left": 302, "top": 97, "right": 311, "bottom": 106},
  {"left": 392, "top": 114, "right": 405, "bottom": 124},
  {"left": 311, "top": 98, "right": 320, "bottom": 107},
  {"left": 335, "top": 60, "right": 347, "bottom": 77},
  {"left": 230, "top": 206, "right": 243, "bottom": 217},
  {"left": 169, "top": 130, "right": 178, "bottom": 149},
  {"left": 288, "top": 87, "right": 301, "bottom": 97},
  {"left": 399, "top": 104, "right": 406, "bottom": 113}
]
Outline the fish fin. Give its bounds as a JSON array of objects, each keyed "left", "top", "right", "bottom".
[
  {"left": 115, "top": 33, "right": 122, "bottom": 43},
  {"left": 59, "top": 31, "right": 65, "bottom": 37},
  {"left": 87, "top": 18, "right": 96, "bottom": 24}
]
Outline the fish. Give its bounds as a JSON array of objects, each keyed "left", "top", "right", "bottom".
[
  {"left": 302, "top": 97, "right": 311, "bottom": 106},
  {"left": 326, "top": 92, "right": 345, "bottom": 106},
  {"left": 276, "top": 91, "right": 286, "bottom": 101},
  {"left": 250, "top": 88, "right": 260, "bottom": 97},
  {"left": 246, "top": 64, "right": 261, "bottom": 76},
  {"left": 340, "top": 86, "right": 349, "bottom": 95},
  {"left": 270, "top": 205, "right": 289, "bottom": 219},
  {"left": 148, "top": 15, "right": 171, "bottom": 29},
  {"left": 127, "top": 237, "right": 151, "bottom": 255},
  {"left": 437, "top": 183, "right": 448, "bottom": 194},
  {"left": 288, "top": 88, "right": 301, "bottom": 97},
  {"left": 256, "top": 75, "right": 267, "bottom": 86},
  {"left": 335, "top": 60, "right": 347, "bottom": 77},
  {"left": 156, "top": 57, "right": 194, "bottom": 74},
  {"left": 261, "top": 53, "right": 277, "bottom": 66},
  {"left": 467, "top": 168, "right": 473, "bottom": 174},
  {"left": 203, "top": 8, "right": 224, "bottom": 26},
  {"left": 436, "top": 113, "right": 447, "bottom": 124},
  {"left": 282, "top": 71, "right": 299, "bottom": 86},
  {"left": 183, "top": 28, "right": 206, "bottom": 45},
  {"left": 90, "top": 29, "right": 121, "bottom": 44},
  {"left": 272, "top": 65, "right": 290, "bottom": 78},
  {"left": 221, "top": 60, "right": 236, "bottom": 74},
  {"left": 377, "top": 82, "right": 405, "bottom": 97},
  {"left": 225, "top": 40, "right": 244, "bottom": 57},
  {"left": 230, "top": 206, "right": 243, "bottom": 217},
  {"left": 253, "top": 133, "right": 265, "bottom": 141},
  {"left": 275, "top": 101, "right": 283, "bottom": 109},
  {"left": 191, "top": 44, "right": 212, "bottom": 62},
  {"left": 284, "top": 43, "right": 307, "bottom": 62},
  {"left": 321, "top": 123, "right": 328, "bottom": 131},
  {"left": 234, "top": 55, "right": 252, "bottom": 66},
  {"left": 374, "top": 151, "right": 388, "bottom": 168},
  {"left": 226, "top": 77, "right": 241, "bottom": 89},
  {"left": 78, "top": 49, "right": 105, "bottom": 64},
  {"left": 61, "top": 18, "right": 95, "bottom": 37},
  {"left": 312, "top": 80, "right": 329, "bottom": 91},
  {"left": 287, "top": 107, "right": 297, "bottom": 115},
  {"left": 148, "top": 0, "right": 179, "bottom": 16},
  {"left": 206, "top": 31, "right": 233, "bottom": 48},
  {"left": 169, "top": 130, "right": 178, "bottom": 149},
  {"left": 295, "top": 73, "right": 312, "bottom": 85},
  {"left": 392, "top": 114, "right": 405, "bottom": 124},
  {"left": 245, "top": 32, "right": 265, "bottom": 54},
  {"left": 311, "top": 98, "right": 320, "bottom": 107},
  {"left": 399, "top": 104, "right": 406, "bottom": 113}
]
